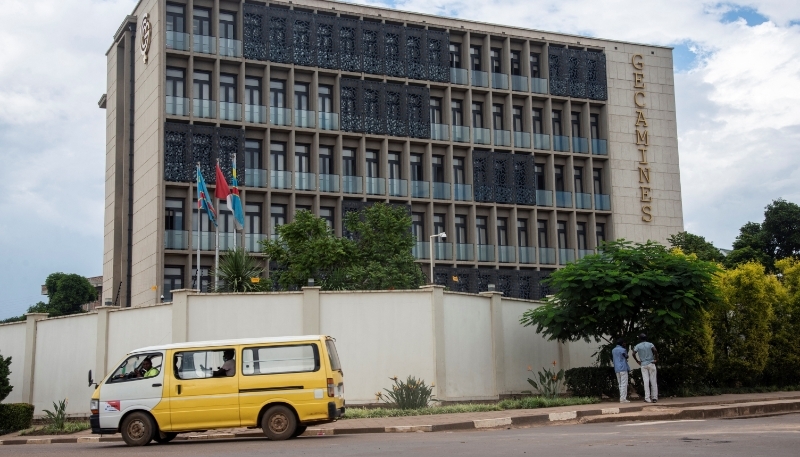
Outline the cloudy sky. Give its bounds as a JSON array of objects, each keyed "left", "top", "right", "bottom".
[{"left": 0, "top": 0, "right": 799, "bottom": 319}]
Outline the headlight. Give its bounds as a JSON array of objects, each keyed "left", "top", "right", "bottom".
[{"left": 90, "top": 399, "right": 99, "bottom": 414}]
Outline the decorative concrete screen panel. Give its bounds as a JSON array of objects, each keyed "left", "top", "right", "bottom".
[
  {"left": 107, "top": 305, "right": 173, "bottom": 368},
  {"left": 164, "top": 123, "right": 245, "bottom": 185},
  {"left": 548, "top": 47, "right": 607, "bottom": 101},
  {"left": 442, "top": 293, "right": 496, "bottom": 399},
  {"left": 0, "top": 323, "right": 26, "bottom": 404},
  {"left": 187, "top": 293, "right": 304, "bottom": 341}
]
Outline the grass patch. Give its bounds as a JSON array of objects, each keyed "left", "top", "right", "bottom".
[
  {"left": 341, "top": 396, "right": 599, "bottom": 419},
  {"left": 19, "top": 421, "right": 90, "bottom": 436}
]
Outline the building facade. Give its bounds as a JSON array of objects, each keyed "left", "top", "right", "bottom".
[{"left": 101, "top": 0, "right": 683, "bottom": 307}]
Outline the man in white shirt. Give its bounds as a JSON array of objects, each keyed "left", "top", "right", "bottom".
[
  {"left": 633, "top": 333, "right": 659, "bottom": 403},
  {"left": 214, "top": 349, "right": 236, "bottom": 377}
]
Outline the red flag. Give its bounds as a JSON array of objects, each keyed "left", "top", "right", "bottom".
[{"left": 215, "top": 162, "right": 230, "bottom": 200}]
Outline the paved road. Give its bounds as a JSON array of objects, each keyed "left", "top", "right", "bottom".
[{"left": 4, "top": 414, "right": 799, "bottom": 456}]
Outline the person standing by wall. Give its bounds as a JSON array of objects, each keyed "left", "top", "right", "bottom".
[
  {"left": 612, "top": 338, "right": 631, "bottom": 403},
  {"left": 633, "top": 333, "right": 659, "bottom": 403}
]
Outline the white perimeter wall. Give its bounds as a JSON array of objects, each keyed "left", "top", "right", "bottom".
[
  {"left": 442, "top": 293, "right": 495, "bottom": 399},
  {"left": 0, "top": 323, "right": 27, "bottom": 404},
  {"left": 107, "top": 304, "right": 173, "bottom": 367},
  {"left": 187, "top": 293, "right": 303, "bottom": 341}
]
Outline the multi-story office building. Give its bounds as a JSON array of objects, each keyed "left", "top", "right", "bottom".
[{"left": 101, "top": 0, "right": 683, "bottom": 306}]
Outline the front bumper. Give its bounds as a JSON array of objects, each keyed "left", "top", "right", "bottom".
[{"left": 90, "top": 414, "right": 117, "bottom": 435}]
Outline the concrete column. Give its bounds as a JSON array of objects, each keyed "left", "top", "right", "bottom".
[
  {"left": 421, "top": 285, "right": 447, "bottom": 400},
  {"left": 480, "top": 291, "right": 505, "bottom": 396},
  {"left": 171, "top": 289, "right": 190, "bottom": 343},
  {"left": 94, "top": 306, "right": 120, "bottom": 382},
  {"left": 302, "top": 286, "right": 321, "bottom": 335},
  {"left": 21, "top": 313, "right": 48, "bottom": 404}
]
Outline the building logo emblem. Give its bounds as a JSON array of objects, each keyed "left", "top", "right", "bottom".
[{"left": 140, "top": 13, "right": 152, "bottom": 64}]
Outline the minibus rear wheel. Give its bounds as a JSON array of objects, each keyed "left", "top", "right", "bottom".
[
  {"left": 261, "top": 405, "right": 297, "bottom": 440},
  {"left": 290, "top": 425, "right": 307, "bottom": 438},
  {"left": 154, "top": 432, "right": 178, "bottom": 443},
  {"left": 120, "top": 412, "right": 156, "bottom": 446}
]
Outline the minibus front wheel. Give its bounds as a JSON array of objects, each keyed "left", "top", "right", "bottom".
[
  {"left": 120, "top": 411, "right": 156, "bottom": 446},
  {"left": 261, "top": 405, "right": 297, "bottom": 440}
]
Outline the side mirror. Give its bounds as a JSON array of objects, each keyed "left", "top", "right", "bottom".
[{"left": 88, "top": 369, "right": 94, "bottom": 387}]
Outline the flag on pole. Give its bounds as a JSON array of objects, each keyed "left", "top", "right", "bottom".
[
  {"left": 214, "top": 161, "right": 230, "bottom": 201},
  {"left": 229, "top": 154, "right": 245, "bottom": 230},
  {"left": 197, "top": 165, "right": 217, "bottom": 227}
]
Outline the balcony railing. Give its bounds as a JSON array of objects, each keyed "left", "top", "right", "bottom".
[
  {"left": 575, "top": 192, "right": 593, "bottom": 209},
  {"left": 295, "top": 109, "right": 315, "bottom": 128},
  {"left": 318, "top": 112, "right": 339, "bottom": 130},
  {"left": 450, "top": 67, "right": 468, "bottom": 85},
  {"left": 217, "top": 232, "right": 237, "bottom": 251},
  {"left": 342, "top": 176, "right": 363, "bottom": 194},
  {"left": 411, "top": 181, "right": 429, "bottom": 198},
  {"left": 473, "top": 127, "right": 491, "bottom": 145},
  {"left": 533, "top": 133, "right": 550, "bottom": 150},
  {"left": 471, "top": 70, "right": 489, "bottom": 87},
  {"left": 592, "top": 139, "right": 608, "bottom": 155},
  {"left": 245, "top": 169, "right": 267, "bottom": 188},
  {"left": 166, "top": 96, "right": 189, "bottom": 116},
  {"left": 193, "top": 35, "right": 216, "bottom": 54},
  {"left": 573, "top": 137, "right": 589, "bottom": 153},
  {"left": 477, "top": 244, "right": 495, "bottom": 262},
  {"left": 245, "top": 105, "right": 267, "bottom": 124},
  {"left": 166, "top": 31, "right": 190, "bottom": 51},
  {"left": 539, "top": 247, "right": 556, "bottom": 265},
  {"left": 193, "top": 99, "right": 216, "bottom": 119},
  {"left": 270, "top": 170, "right": 291, "bottom": 189},
  {"left": 219, "top": 102, "right": 241, "bottom": 121},
  {"left": 553, "top": 135, "right": 570, "bottom": 152},
  {"left": 319, "top": 174, "right": 339, "bottom": 193},
  {"left": 498, "top": 246, "right": 516, "bottom": 263},
  {"left": 514, "top": 131, "right": 531, "bottom": 149},
  {"left": 431, "top": 123, "right": 449, "bottom": 141},
  {"left": 559, "top": 248, "right": 576, "bottom": 265},
  {"left": 455, "top": 243, "right": 474, "bottom": 261},
  {"left": 494, "top": 129, "right": 511, "bottom": 147},
  {"left": 519, "top": 246, "right": 536, "bottom": 264},
  {"left": 193, "top": 231, "right": 216, "bottom": 251},
  {"left": 218, "top": 38, "right": 242, "bottom": 58},
  {"left": 454, "top": 183, "right": 472, "bottom": 201},
  {"left": 452, "top": 125, "right": 470, "bottom": 143},
  {"left": 413, "top": 241, "right": 430, "bottom": 259},
  {"left": 578, "top": 249, "right": 595, "bottom": 260},
  {"left": 511, "top": 75, "right": 528, "bottom": 92},
  {"left": 595, "top": 194, "right": 611, "bottom": 211},
  {"left": 388, "top": 179, "right": 408, "bottom": 197},
  {"left": 245, "top": 233, "right": 266, "bottom": 253},
  {"left": 536, "top": 189, "right": 553, "bottom": 206},
  {"left": 432, "top": 182, "right": 450, "bottom": 200},
  {"left": 164, "top": 230, "right": 188, "bottom": 250},
  {"left": 365, "top": 177, "right": 385, "bottom": 195},
  {"left": 270, "top": 107, "right": 291, "bottom": 126},
  {"left": 434, "top": 242, "right": 453, "bottom": 260},
  {"left": 295, "top": 172, "right": 316, "bottom": 191},
  {"left": 556, "top": 191, "right": 573, "bottom": 208},
  {"left": 531, "top": 77, "right": 548, "bottom": 94},
  {"left": 491, "top": 73, "right": 509, "bottom": 90}
]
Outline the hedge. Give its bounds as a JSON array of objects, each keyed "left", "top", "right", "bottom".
[
  {"left": 0, "top": 403, "right": 34, "bottom": 434},
  {"left": 566, "top": 366, "right": 690, "bottom": 399}
]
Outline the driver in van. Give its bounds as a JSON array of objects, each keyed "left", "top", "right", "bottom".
[
  {"left": 136, "top": 358, "right": 160, "bottom": 378},
  {"left": 213, "top": 350, "right": 236, "bottom": 377}
]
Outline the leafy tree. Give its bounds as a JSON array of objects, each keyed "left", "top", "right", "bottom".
[
  {"left": 723, "top": 245, "right": 772, "bottom": 270},
  {"left": 763, "top": 258, "right": 800, "bottom": 386},
  {"left": 42, "top": 273, "right": 97, "bottom": 316},
  {"left": 519, "top": 240, "right": 721, "bottom": 364},
  {"left": 214, "top": 247, "right": 268, "bottom": 292},
  {"left": 0, "top": 354, "right": 11, "bottom": 402},
  {"left": 710, "top": 262, "right": 780, "bottom": 387},
  {"left": 668, "top": 231, "right": 724, "bottom": 263},
  {"left": 726, "top": 199, "right": 800, "bottom": 270}
]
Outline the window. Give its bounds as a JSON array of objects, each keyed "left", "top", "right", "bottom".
[
  {"left": 571, "top": 112, "right": 581, "bottom": 137},
  {"left": 320, "top": 207, "right": 335, "bottom": 230},
  {"left": 165, "top": 198, "right": 184, "bottom": 231},
  {"left": 388, "top": 153, "right": 401, "bottom": 179},
  {"left": 366, "top": 150, "right": 379, "bottom": 178},
  {"left": 593, "top": 168, "right": 603, "bottom": 194},
  {"left": 472, "top": 102, "right": 483, "bottom": 128},
  {"left": 217, "top": 201, "right": 235, "bottom": 233},
  {"left": 342, "top": 149, "right": 356, "bottom": 176},
  {"left": 326, "top": 340, "right": 342, "bottom": 372},
  {"left": 512, "top": 107, "right": 523, "bottom": 132},
  {"left": 497, "top": 217, "right": 508, "bottom": 246},
  {"left": 193, "top": 7, "right": 211, "bottom": 36},
  {"left": 270, "top": 205, "right": 286, "bottom": 236},
  {"left": 577, "top": 222, "right": 587, "bottom": 250},
  {"left": 242, "top": 345, "right": 319, "bottom": 376},
  {"left": 270, "top": 80, "right": 285, "bottom": 107},
  {"left": 537, "top": 220, "right": 548, "bottom": 247},
  {"left": 517, "top": 219, "right": 529, "bottom": 247},
  {"left": 245, "top": 77, "right": 261, "bottom": 106},
  {"left": 590, "top": 114, "right": 600, "bottom": 139},
  {"left": 191, "top": 266, "right": 210, "bottom": 292},
  {"left": 574, "top": 166, "right": 584, "bottom": 193},
  {"left": 476, "top": 217, "right": 488, "bottom": 245},
  {"left": 470, "top": 46, "right": 482, "bottom": 71},
  {"left": 557, "top": 222, "right": 568, "bottom": 249},
  {"left": 270, "top": 142, "right": 286, "bottom": 171},
  {"left": 492, "top": 104, "right": 504, "bottom": 130},
  {"left": 432, "top": 155, "right": 445, "bottom": 182},
  {"left": 193, "top": 71, "right": 211, "bottom": 100},
  {"left": 166, "top": 4, "right": 185, "bottom": 33},
  {"left": 219, "top": 11, "right": 235, "bottom": 40},
  {"left": 490, "top": 48, "right": 502, "bottom": 73},
  {"left": 245, "top": 204, "right": 261, "bottom": 235},
  {"left": 164, "top": 266, "right": 183, "bottom": 301},
  {"left": 175, "top": 349, "right": 236, "bottom": 379},
  {"left": 192, "top": 206, "right": 214, "bottom": 232},
  {"left": 451, "top": 100, "right": 463, "bottom": 126},
  {"left": 245, "top": 140, "right": 262, "bottom": 170},
  {"left": 319, "top": 146, "right": 333, "bottom": 175},
  {"left": 530, "top": 53, "right": 540, "bottom": 78},
  {"left": 318, "top": 85, "right": 333, "bottom": 112},
  {"left": 555, "top": 165, "right": 565, "bottom": 192},
  {"left": 412, "top": 213, "right": 424, "bottom": 241},
  {"left": 108, "top": 353, "right": 163, "bottom": 383},
  {"left": 552, "top": 110, "right": 562, "bottom": 136},
  {"left": 434, "top": 214, "right": 446, "bottom": 239},
  {"left": 295, "top": 144, "right": 310, "bottom": 173},
  {"left": 410, "top": 154, "right": 423, "bottom": 181},
  {"left": 532, "top": 108, "right": 543, "bottom": 134},
  {"left": 535, "top": 163, "right": 545, "bottom": 190},
  {"left": 219, "top": 74, "right": 237, "bottom": 103},
  {"left": 510, "top": 51, "right": 521, "bottom": 76},
  {"left": 430, "top": 98, "right": 443, "bottom": 124},
  {"left": 166, "top": 68, "right": 185, "bottom": 98},
  {"left": 449, "top": 43, "right": 461, "bottom": 68},
  {"left": 596, "top": 223, "right": 606, "bottom": 247},
  {"left": 453, "top": 158, "right": 465, "bottom": 184},
  {"left": 294, "top": 83, "right": 310, "bottom": 110},
  {"left": 455, "top": 215, "right": 467, "bottom": 244}
]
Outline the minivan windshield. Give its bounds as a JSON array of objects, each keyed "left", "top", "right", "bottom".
[{"left": 325, "top": 339, "right": 342, "bottom": 372}]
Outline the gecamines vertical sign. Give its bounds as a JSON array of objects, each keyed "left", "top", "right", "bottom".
[{"left": 632, "top": 54, "right": 652, "bottom": 222}]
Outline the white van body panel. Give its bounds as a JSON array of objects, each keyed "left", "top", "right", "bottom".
[{"left": 99, "top": 351, "right": 166, "bottom": 429}]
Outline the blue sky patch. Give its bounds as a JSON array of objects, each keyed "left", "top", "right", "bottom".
[
  {"left": 671, "top": 43, "right": 700, "bottom": 72},
  {"left": 720, "top": 5, "right": 769, "bottom": 26}
]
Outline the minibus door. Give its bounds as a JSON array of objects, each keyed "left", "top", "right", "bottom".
[
  {"left": 170, "top": 348, "right": 240, "bottom": 430},
  {"left": 99, "top": 352, "right": 166, "bottom": 430}
]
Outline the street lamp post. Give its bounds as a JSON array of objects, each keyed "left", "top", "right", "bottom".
[{"left": 429, "top": 232, "right": 447, "bottom": 284}]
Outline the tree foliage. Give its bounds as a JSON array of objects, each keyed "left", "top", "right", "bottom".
[
  {"left": 727, "top": 199, "right": 800, "bottom": 270},
  {"left": 519, "top": 240, "right": 721, "bottom": 364},
  {"left": 2, "top": 273, "right": 99, "bottom": 321},
  {"left": 0, "top": 354, "right": 11, "bottom": 402},
  {"left": 763, "top": 258, "right": 800, "bottom": 385},
  {"left": 214, "top": 247, "right": 268, "bottom": 292},
  {"left": 668, "top": 231, "right": 725, "bottom": 263}
]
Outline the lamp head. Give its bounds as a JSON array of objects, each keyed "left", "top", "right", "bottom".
[{"left": 439, "top": 232, "right": 447, "bottom": 239}]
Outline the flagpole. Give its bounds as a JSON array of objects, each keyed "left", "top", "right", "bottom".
[
  {"left": 232, "top": 153, "right": 238, "bottom": 250},
  {"left": 196, "top": 163, "right": 201, "bottom": 293}
]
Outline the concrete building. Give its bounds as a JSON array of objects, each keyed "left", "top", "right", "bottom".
[{"left": 101, "top": 0, "right": 683, "bottom": 307}]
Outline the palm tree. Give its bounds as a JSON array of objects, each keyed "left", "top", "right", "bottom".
[{"left": 214, "top": 247, "right": 267, "bottom": 292}]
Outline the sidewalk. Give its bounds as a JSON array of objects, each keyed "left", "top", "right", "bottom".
[{"left": 3, "top": 391, "right": 799, "bottom": 445}]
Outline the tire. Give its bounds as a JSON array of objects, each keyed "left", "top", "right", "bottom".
[
  {"left": 290, "top": 425, "right": 307, "bottom": 439},
  {"left": 261, "top": 405, "right": 297, "bottom": 440},
  {"left": 154, "top": 432, "right": 178, "bottom": 444},
  {"left": 120, "top": 412, "right": 156, "bottom": 447}
]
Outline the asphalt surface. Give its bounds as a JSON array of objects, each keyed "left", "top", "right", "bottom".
[{"left": 4, "top": 413, "right": 799, "bottom": 456}]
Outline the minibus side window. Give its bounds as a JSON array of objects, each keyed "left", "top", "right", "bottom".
[
  {"left": 174, "top": 349, "right": 236, "bottom": 379},
  {"left": 241, "top": 344, "right": 320, "bottom": 376},
  {"left": 108, "top": 354, "right": 163, "bottom": 383},
  {"left": 325, "top": 340, "right": 342, "bottom": 372}
]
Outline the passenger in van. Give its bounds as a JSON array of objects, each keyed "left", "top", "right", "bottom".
[{"left": 213, "top": 350, "right": 236, "bottom": 377}]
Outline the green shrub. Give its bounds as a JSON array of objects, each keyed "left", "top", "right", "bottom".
[
  {"left": 377, "top": 376, "right": 434, "bottom": 409},
  {"left": 0, "top": 403, "right": 34, "bottom": 434},
  {"left": 564, "top": 367, "right": 617, "bottom": 398},
  {"left": 43, "top": 399, "right": 68, "bottom": 431},
  {"left": 0, "top": 353, "right": 11, "bottom": 402},
  {"left": 527, "top": 366, "right": 565, "bottom": 398}
]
